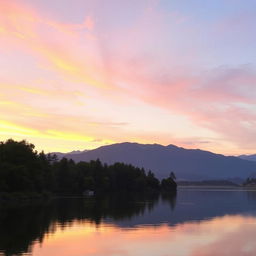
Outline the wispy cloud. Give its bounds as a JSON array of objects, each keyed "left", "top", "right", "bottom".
[{"left": 0, "top": 0, "right": 255, "bottom": 154}]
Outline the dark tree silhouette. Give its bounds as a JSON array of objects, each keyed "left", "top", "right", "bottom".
[{"left": 0, "top": 139, "right": 177, "bottom": 197}]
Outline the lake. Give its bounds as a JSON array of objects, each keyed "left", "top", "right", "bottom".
[{"left": 1, "top": 189, "right": 256, "bottom": 256}]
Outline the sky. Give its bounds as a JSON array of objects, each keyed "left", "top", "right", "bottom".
[{"left": 0, "top": 0, "right": 256, "bottom": 155}]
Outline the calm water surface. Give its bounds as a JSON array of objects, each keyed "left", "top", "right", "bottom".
[{"left": 1, "top": 189, "right": 256, "bottom": 256}]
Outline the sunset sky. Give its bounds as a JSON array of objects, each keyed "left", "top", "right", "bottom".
[{"left": 0, "top": 0, "right": 256, "bottom": 155}]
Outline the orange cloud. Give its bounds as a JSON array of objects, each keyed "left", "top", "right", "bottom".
[
  {"left": 0, "top": 0, "right": 255, "bottom": 155},
  {"left": 0, "top": 1, "right": 112, "bottom": 90}
]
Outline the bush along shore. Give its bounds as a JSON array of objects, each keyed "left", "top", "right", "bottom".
[{"left": 0, "top": 139, "right": 177, "bottom": 202}]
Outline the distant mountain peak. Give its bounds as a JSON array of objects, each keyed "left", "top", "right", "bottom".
[
  {"left": 69, "top": 150, "right": 88, "bottom": 154},
  {"left": 239, "top": 154, "right": 256, "bottom": 162}
]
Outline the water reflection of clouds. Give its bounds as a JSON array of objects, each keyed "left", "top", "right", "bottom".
[{"left": 32, "top": 215, "right": 256, "bottom": 256}]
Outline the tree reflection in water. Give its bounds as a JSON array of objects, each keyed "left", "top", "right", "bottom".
[{"left": 0, "top": 192, "right": 176, "bottom": 256}]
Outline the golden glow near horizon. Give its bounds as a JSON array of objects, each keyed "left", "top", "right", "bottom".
[{"left": 0, "top": 0, "right": 256, "bottom": 154}]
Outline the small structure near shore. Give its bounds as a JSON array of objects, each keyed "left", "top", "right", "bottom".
[
  {"left": 244, "top": 178, "right": 256, "bottom": 187},
  {"left": 83, "top": 190, "right": 95, "bottom": 196}
]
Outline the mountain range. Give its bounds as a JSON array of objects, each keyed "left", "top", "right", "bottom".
[
  {"left": 239, "top": 154, "right": 256, "bottom": 162},
  {"left": 52, "top": 142, "right": 256, "bottom": 181}
]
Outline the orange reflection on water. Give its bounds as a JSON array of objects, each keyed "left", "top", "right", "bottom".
[{"left": 32, "top": 215, "right": 256, "bottom": 256}]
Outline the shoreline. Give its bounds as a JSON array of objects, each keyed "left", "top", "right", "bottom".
[{"left": 178, "top": 185, "right": 256, "bottom": 191}]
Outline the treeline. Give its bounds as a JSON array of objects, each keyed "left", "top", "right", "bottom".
[
  {"left": 178, "top": 180, "right": 238, "bottom": 186},
  {"left": 244, "top": 178, "right": 256, "bottom": 186},
  {"left": 0, "top": 139, "right": 177, "bottom": 196}
]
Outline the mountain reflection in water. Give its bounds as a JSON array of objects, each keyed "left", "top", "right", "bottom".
[{"left": 1, "top": 190, "right": 256, "bottom": 256}]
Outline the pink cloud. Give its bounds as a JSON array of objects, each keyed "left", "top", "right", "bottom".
[{"left": 0, "top": 0, "right": 255, "bottom": 154}]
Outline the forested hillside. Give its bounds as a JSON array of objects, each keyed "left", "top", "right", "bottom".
[{"left": 0, "top": 139, "right": 176, "bottom": 198}]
